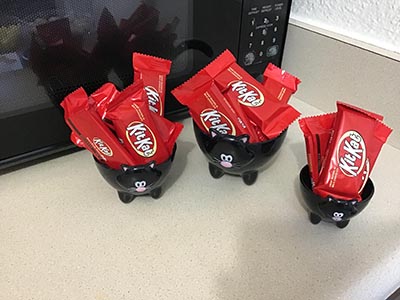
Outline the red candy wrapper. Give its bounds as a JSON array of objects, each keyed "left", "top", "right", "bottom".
[
  {"left": 226, "top": 91, "right": 259, "bottom": 141},
  {"left": 133, "top": 52, "right": 172, "bottom": 116},
  {"left": 298, "top": 113, "right": 336, "bottom": 186},
  {"left": 203, "top": 50, "right": 300, "bottom": 139},
  {"left": 89, "top": 82, "right": 183, "bottom": 149},
  {"left": 90, "top": 83, "right": 119, "bottom": 120},
  {"left": 313, "top": 102, "right": 392, "bottom": 201},
  {"left": 70, "top": 131, "right": 85, "bottom": 148},
  {"left": 151, "top": 113, "right": 183, "bottom": 155},
  {"left": 262, "top": 63, "right": 301, "bottom": 103},
  {"left": 61, "top": 88, "right": 136, "bottom": 169},
  {"left": 336, "top": 101, "right": 384, "bottom": 121},
  {"left": 104, "top": 80, "right": 171, "bottom": 165},
  {"left": 171, "top": 71, "right": 255, "bottom": 140},
  {"left": 249, "top": 120, "right": 268, "bottom": 142}
]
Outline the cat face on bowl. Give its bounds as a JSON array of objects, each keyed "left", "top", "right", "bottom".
[
  {"left": 117, "top": 161, "right": 161, "bottom": 193},
  {"left": 205, "top": 129, "right": 254, "bottom": 170}
]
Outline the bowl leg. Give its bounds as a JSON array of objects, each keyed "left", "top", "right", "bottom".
[
  {"left": 118, "top": 191, "right": 136, "bottom": 203},
  {"left": 150, "top": 187, "right": 162, "bottom": 199},
  {"left": 242, "top": 171, "right": 258, "bottom": 185},
  {"left": 309, "top": 212, "right": 321, "bottom": 225},
  {"left": 209, "top": 163, "right": 224, "bottom": 179},
  {"left": 336, "top": 220, "right": 350, "bottom": 229}
]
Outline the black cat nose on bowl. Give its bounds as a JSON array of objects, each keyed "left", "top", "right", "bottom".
[
  {"left": 299, "top": 165, "right": 374, "bottom": 229},
  {"left": 193, "top": 121, "right": 287, "bottom": 185},
  {"left": 94, "top": 144, "right": 176, "bottom": 203}
]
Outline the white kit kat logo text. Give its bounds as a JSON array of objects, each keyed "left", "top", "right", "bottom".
[
  {"left": 200, "top": 109, "right": 236, "bottom": 135},
  {"left": 230, "top": 80, "right": 264, "bottom": 107},
  {"left": 93, "top": 137, "right": 113, "bottom": 157},
  {"left": 337, "top": 130, "right": 366, "bottom": 177},
  {"left": 126, "top": 121, "right": 157, "bottom": 157},
  {"left": 144, "top": 86, "right": 161, "bottom": 115}
]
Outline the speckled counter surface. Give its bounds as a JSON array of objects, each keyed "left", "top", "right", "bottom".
[{"left": 1, "top": 98, "right": 400, "bottom": 300}]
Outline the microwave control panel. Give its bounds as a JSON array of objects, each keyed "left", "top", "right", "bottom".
[{"left": 238, "top": 0, "right": 291, "bottom": 68}]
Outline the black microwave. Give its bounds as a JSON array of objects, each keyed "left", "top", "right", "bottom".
[{"left": 0, "top": 0, "right": 292, "bottom": 170}]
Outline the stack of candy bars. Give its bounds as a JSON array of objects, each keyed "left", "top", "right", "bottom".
[
  {"left": 61, "top": 53, "right": 183, "bottom": 170},
  {"left": 171, "top": 49, "right": 301, "bottom": 142},
  {"left": 299, "top": 101, "right": 392, "bottom": 201}
]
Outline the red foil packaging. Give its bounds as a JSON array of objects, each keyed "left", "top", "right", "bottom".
[
  {"left": 151, "top": 115, "right": 183, "bottom": 154},
  {"left": 222, "top": 85, "right": 260, "bottom": 142},
  {"left": 132, "top": 52, "right": 172, "bottom": 116},
  {"left": 249, "top": 120, "right": 268, "bottom": 142},
  {"left": 104, "top": 81, "right": 171, "bottom": 165},
  {"left": 313, "top": 102, "right": 392, "bottom": 201},
  {"left": 61, "top": 88, "right": 136, "bottom": 169},
  {"left": 89, "top": 83, "right": 119, "bottom": 120},
  {"left": 70, "top": 131, "right": 85, "bottom": 148},
  {"left": 298, "top": 113, "right": 336, "bottom": 186},
  {"left": 262, "top": 63, "right": 301, "bottom": 103},
  {"left": 336, "top": 101, "right": 384, "bottom": 121},
  {"left": 203, "top": 50, "right": 300, "bottom": 139},
  {"left": 171, "top": 71, "right": 255, "bottom": 140}
]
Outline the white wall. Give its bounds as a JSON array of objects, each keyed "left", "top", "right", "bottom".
[
  {"left": 282, "top": 25, "right": 400, "bottom": 149},
  {"left": 290, "top": 0, "right": 400, "bottom": 54}
]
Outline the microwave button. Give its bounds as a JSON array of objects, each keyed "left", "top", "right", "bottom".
[
  {"left": 274, "top": 26, "right": 278, "bottom": 32},
  {"left": 272, "top": 37, "right": 277, "bottom": 43},
  {"left": 259, "top": 51, "right": 264, "bottom": 57},
  {"left": 275, "top": 15, "right": 280, "bottom": 21},
  {"left": 249, "top": 31, "right": 254, "bottom": 37},
  {"left": 251, "top": 18, "right": 256, "bottom": 26},
  {"left": 248, "top": 7, "right": 260, "bottom": 15},
  {"left": 248, "top": 42, "right": 253, "bottom": 49},
  {"left": 261, "top": 5, "right": 272, "bottom": 13},
  {"left": 267, "top": 45, "right": 279, "bottom": 57},
  {"left": 244, "top": 52, "right": 256, "bottom": 66},
  {"left": 263, "top": 17, "right": 269, "bottom": 24},
  {"left": 262, "top": 29, "right": 267, "bottom": 36},
  {"left": 260, "top": 40, "right": 265, "bottom": 46}
]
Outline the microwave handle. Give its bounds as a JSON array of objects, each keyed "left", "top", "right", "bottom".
[{"left": 173, "top": 39, "right": 214, "bottom": 59}]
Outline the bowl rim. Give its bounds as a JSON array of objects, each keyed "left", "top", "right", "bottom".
[
  {"left": 94, "top": 144, "right": 177, "bottom": 171},
  {"left": 299, "top": 165, "right": 375, "bottom": 204},
  {"left": 192, "top": 119, "right": 287, "bottom": 146}
]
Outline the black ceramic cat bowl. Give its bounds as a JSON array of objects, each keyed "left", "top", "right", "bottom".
[
  {"left": 299, "top": 165, "right": 374, "bottom": 229},
  {"left": 94, "top": 144, "right": 177, "bottom": 203},
  {"left": 193, "top": 121, "right": 287, "bottom": 185}
]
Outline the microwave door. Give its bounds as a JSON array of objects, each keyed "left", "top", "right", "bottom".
[
  {"left": 0, "top": 0, "right": 291, "bottom": 170},
  {"left": 0, "top": 0, "right": 205, "bottom": 168}
]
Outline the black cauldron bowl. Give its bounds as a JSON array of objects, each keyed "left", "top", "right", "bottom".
[
  {"left": 193, "top": 121, "right": 287, "bottom": 185},
  {"left": 94, "top": 145, "right": 176, "bottom": 203},
  {"left": 299, "top": 165, "right": 374, "bottom": 229}
]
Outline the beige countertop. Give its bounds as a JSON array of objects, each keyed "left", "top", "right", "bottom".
[{"left": 1, "top": 98, "right": 400, "bottom": 300}]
